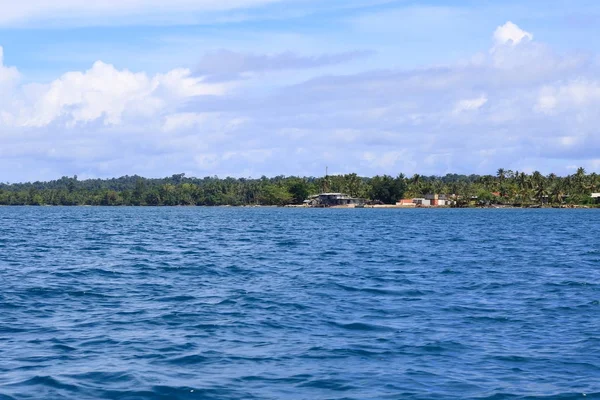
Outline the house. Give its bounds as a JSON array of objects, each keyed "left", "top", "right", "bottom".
[
  {"left": 396, "top": 194, "right": 452, "bottom": 207},
  {"left": 592, "top": 193, "right": 600, "bottom": 204},
  {"left": 424, "top": 194, "right": 452, "bottom": 206},
  {"left": 305, "top": 193, "right": 365, "bottom": 207}
]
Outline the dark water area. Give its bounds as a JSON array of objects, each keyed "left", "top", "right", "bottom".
[{"left": 1, "top": 207, "right": 599, "bottom": 400}]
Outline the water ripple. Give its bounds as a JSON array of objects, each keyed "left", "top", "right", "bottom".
[{"left": 1, "top": 207, "right": 599, "bottom": 399}]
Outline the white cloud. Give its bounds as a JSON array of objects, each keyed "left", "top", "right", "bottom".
[
  {"left": 362, "top": 150, "right": 410, "bottom": 169},
  {"left": 536, "top": 80, "right": 600, "bottom": 114},
  {"left": 535, "top": 87, "right": 559, "bottom": 113},
  {"left": 162, "top": 112, "right": 246, "bottom": 133},
  {"left": 163, "top": 113, "right": 211, "bottom": 132},
  {"left": 1, "top": 60, "right": 227, "bottom": 128},
  {"left": 559, "top": 136, "right": 578, "bottom": 147},
  {"left": 453, "top": 95, "right": 488, "bottom": 113},
  {"left": 493, "top": 21, "right": 533, "bottom": 46}
]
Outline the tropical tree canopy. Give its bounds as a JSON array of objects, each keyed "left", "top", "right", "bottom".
[{"left": 0, "top": 170, "right": 598, "bottom": 206}]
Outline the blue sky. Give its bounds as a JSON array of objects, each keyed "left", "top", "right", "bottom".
[{"left": 1, "top": 0, "right": 600, "bottom": 181}]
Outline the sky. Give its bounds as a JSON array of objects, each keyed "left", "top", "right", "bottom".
[{"left": 1, "top": 0, "right": 600, "bottom": 182}]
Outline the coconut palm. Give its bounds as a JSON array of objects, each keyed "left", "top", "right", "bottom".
[
  {"left": 551, "top": 180, "right": 566, "bottom": 205},
  {"left": 497, "top": 168, "right": 506, "bottom": 183}
]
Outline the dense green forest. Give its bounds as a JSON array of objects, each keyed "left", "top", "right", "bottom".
[{"left": 0, "top": 168, "right": 598, "bottom": 206}]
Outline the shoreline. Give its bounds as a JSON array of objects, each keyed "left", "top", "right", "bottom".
[{"left": 0, "top": 204, "right": 597, "bottom": 209}]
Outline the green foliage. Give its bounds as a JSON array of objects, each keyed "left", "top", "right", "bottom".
[
  {"left": 259, "top": 185, "right": 293, "bottom": 206},
  {"left": 286, "top": 178, "right": 311, "bottom": 204},
  {"left": 369, "top": 175, "right": 407, "bottom": 204},
  {"left": 0, "top": 169, "right": 598, "bottom": 206},
  {"left": 476, "top": 189, "right": 494, "bottom": 204}
]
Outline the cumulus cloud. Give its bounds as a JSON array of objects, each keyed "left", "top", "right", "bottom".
[
  {"left": 2, "top": 60, "right": 228, "bottom": 128},
  {"left": 493, "top": 21, "right": 533, "bottom": 46}
]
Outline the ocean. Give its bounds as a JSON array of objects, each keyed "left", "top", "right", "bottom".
[{"left": 1, "top": 207, "right": 599, "bottom": 399}]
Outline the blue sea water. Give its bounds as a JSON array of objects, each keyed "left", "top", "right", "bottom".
[{"left": 1, "top": 207, "right": 599, "bottom": 400}]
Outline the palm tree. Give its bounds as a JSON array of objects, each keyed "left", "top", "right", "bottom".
[
  {"left": 497, "top": 168, "right": 506, "bottom": 183},
  {"left": 574, "top": 167, "right": 587, "bottom": 195},
  {"left": 589, "top": 173, "right": 599, "bottom": 193},
  {"left": 531, "top": 171, "right": 547, "bottom": 204},
  {"left": 535, "top": 180, "right": 548, "bottom": 204},
  {"left": 409, "top": 174, "right": 422, "bottom": 196},
  {"left": 551, "top": 180, "right": 566, "bottom": 205},
  {"left": 515, "top": 172, "right": 530, "bottom": 205}
]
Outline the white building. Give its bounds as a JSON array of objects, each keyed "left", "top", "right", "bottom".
[{"left": 413, "top": 198, "right": 431, "bottom": 206}]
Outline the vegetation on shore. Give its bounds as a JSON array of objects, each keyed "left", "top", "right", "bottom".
[{"left": 0, "top": 168, "right": 598, "bottom": 207}]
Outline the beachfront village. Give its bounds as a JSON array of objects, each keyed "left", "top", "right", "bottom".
[
  {"left": 300, "top": 168, "right": 600, "bottom": 208},
  {"left": 301, "top": 192, "right": 600, "bottom": 208}
]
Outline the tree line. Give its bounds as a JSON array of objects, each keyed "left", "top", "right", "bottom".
[{"left": 0, "top": 168, "right": 598, "bottom": 206}]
